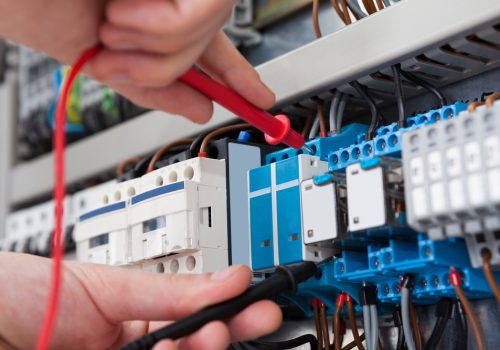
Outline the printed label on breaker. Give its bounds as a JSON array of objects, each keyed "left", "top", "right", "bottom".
[
  {"left": 445, "top": 147, "right": 462, "bottom": 178},
  {"left": 464, "top": 142, "right": 482, "bottom": 172},
  {"left": 484, "top": 136, "right": 500, "bottom": 168},
  {"left": 410, "top": 157, "right": 424, "bottom": 185},
  {"left": 427, "top": 151, "right": 443, "bottom": 181}
]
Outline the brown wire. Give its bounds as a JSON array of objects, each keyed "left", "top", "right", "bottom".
[
  {"left": 333, "top": 306, "right": 342, "bottom": 350},
  {"left": 198, "top": 124, "right": 251, "bottom": 156},
  {"left": 468, "top": 100, "right": 485, "bottom": 112},
  {"left": 409, "top": 301, "right": 422, "bottom": 350},
  {"left": 313, "top": 306, "right": 324, "bottom": 350},
  {"left": 453, "top": 283, "right": 486, "bottom": 350},
  {"left": 341, "top": 333, "right": 366, "bottom": 350},
  {"left": 330, "top": 0, "right": 348, "bottom": 24},
  {"left": 362, "top": 0, "right": 376, "bottom": 14},
  {"left": 339, "top": 0, "right": 352, "bottom": 24},
  {"left": 116, "top": 156, "right": 142, "bottom": 177},
  {"left": 147, "top": 139, "right": 194, "bottom": 173},
  {"left": 485, "top": 92, "right": 500, "bottom": 107},
  {"left": 346, "top": 1, "right": 362, "bottom": 20},
  {"left": 376, "top": 0, "right": 384, "bottom": 10},
  {"left": 317, "top": 99, "right": 328, "bottom": 136},
  {"left": 312, "top": 0, "right": 323, "bottom": 38},
  {"left": 302, "top": 111, "right": 315, "bottom": 138},
  {"left": 482, "top": 249, "right": 500, "bottom": 303},
  {"left": 320, "top": 305, "right": 331, "bottom": 350},
  {"left": 347, "top": 300, "right": 365, "bottom": 350}
]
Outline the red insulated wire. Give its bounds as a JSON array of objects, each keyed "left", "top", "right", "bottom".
[{"left": 36, "top": 45, "right": 101, "bottom": 350}]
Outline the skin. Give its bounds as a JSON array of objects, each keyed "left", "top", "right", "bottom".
[
  {"left": 0, "top": 253, "right": 282, "bottom": 349},
  {"left": 0, "top": 1, "right": 280, "bottom": 347},
  {"left": 0, "top": 0, "right": 276, "bottom": 122}
]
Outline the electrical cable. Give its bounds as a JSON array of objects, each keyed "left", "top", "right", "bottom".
[
  {"left": 336, "top": 94, "right": 348, "bottom": 133},
  {"left": 369, "top": 305, "right": 378, "bottom": 350},
  {"left": 393, "top": 305, "right": 405, "bottom": 350},
  {"left": 334, "top": 293, "right": 346, "bottom": 350},
  {"left": 409, "top": 301, "right": 421, "bottom": 350},
  {"left": 391, "top": 64, "right": 406, "bottom": 128},
  {"left": 397, "top": 68, "right": 447, "bottom": 107},
  {"left": 381, "top": 0, "right": 391, "bottom": 7},
  {"left": 339, "top": 0, "right": 352, "bottom": 24},
  {"left": 330, "top": 0, "right": 348, "bottom": 24},
  {"left": 362, "top": 0, "right": 376, "bottom": 14},
  {"left": 302, "top": 110, "right": 315, "bottom": 139},
  {"left": 147, "top": 139, "right": 194, "bottom": 173},
  {"left": 362, "top": 305, "right": 372, "bottom": 350},
  {"left": 347, "top": 296, "right": 364, "bottom": 350},
  {"left": 401, "top": 276, "right": 416, "bottom": 350},
  {"left": 247, "top": 334, "right": 318, "bottom": 350},
  {"left": 313, "top": 300, "right": 324, "bottom": 350},
  {"left": 198, "top": 124, "right": 251, "bottom": 157},
  {"left": 309, "top": 113, "right": 321, "bottom": 140},
  {"left": 424, "top": 298, "right": 453, "bottom": 350},
  {"left": 481, "top": 249, "right": 500, "bottom": 303},
  {"left": 450, "top": 268, "right": 485, "bottom": 350},
  {"left": 189, "top": 132, "right": 209, "bottom": 154},
  {"left": 36, "top": 44, "right": 101, "bottom": 350},
  {"left": 455, "top": 300, "right": 468, "bottom": 350},
  {"left": 317, "top": 99, "right": 328, "bottom": 137},
  {"left": 342, "top": 333, "right": 366, "bottom": 350},
  {"left": 347, "top": 0, "right": 367, "bottom": 19},
  {"left": 468, "top": 100, "right": 484, "bottom": 113},
  {"left": 349, "top": 81, "right": 380, "bottom": 140},
  {"left": 329, "top": 93, "right": 341, "bottom": 134},
  {"left": 396, "top": 326, "right": 405, "bottom": 350},
  {"left": 117, "top": 156, "right": 143, "bottom": 177},
  {"left": 375, "top": 0, "right": 384, "bottom": 10},
  {"left": 485, "top": 92, "right": 500, "bottom": 107},
  {"left": 320, "top": 303, "right": 331, "bottom": 350},
  {"left": 312, "top": 0, "right": 323, "bottom": 38},
  {"left": 122, "top": 261, "right": 319, "bottom": 350}
]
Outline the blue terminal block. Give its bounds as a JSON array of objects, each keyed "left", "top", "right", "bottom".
[
  {"left": 265, "top": 123, "right": 368, "bottom": 164},
  {"left": 248, "top": 154, "right": 333, "bottom": 271},
  {"left": 328, "top": 102, "right": 468, "bottom": 171}
]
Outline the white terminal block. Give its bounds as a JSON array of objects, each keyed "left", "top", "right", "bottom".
[
  {"left": 300, "top": 179, "right": 339, "bottom": 245},
  {"left": 74, "top": 179, "right": 139, "bottom": 266},
  {"left": 129, "top": 157, "right": 228, "bottom": 268},
  {"left": 346, "top": 163, "right": 388, "bottom": 231}
]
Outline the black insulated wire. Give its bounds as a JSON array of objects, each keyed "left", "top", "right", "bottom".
[
  {"left": 246, "top": 334, "right": 318, "bottom": 350},
  {"left": 396, "top": 66, "right": 447, "bottom": 107},
  {"left": 391, "top": 64, "right": 406, "bottom": 128},
  {"left": 120, "top": 261, "right": 318, "bottom": 350},
  {"left": 349, "top": 81, "right": 384, "bottom": 140}
]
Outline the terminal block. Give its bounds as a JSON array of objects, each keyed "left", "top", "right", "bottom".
[
  {"left": 265, "top": 123, "right": 368, "bottom": 164},
  {"left": 402, "top": 101, "right": 500, "bottom": 268},
  {"left": 248, "top": 154, "right": 334, "bottom": 271},
  {"left": 329, "top": 103, "right": 468, "bottom": 172}
]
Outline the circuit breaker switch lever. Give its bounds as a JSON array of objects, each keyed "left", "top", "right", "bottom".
[{"left": 179, "top": 67, "right": 305, "bottom": 149}]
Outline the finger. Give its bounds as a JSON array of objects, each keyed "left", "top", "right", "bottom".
[
  {"left": 106, "top": 0, "right": 235, "bottom": 37},
  {"left": 109, "top": 81, "right": 214, "bottom": 123},
  {"left": 178, "top": 321, "right": 231, "bottom": 350},
  {"left": 100, "top": 8, "right": 228, "bottom": 54},
  {"left": 88, "top": 40, "right": 209, "bottom": 87},
  {"left": 153, "top": 340, "right": 177, "bottom": 350},
  {"left": 226, "top": 300, "right": 282, "bottom": 341},
  {"left": 68, "top": 263, "right": 252, "bottom": 323},
  {"left": 197, "top": 32, "right": 276, "bottom": 110}
]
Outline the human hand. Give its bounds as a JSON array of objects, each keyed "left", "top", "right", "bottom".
[
  {"left": 0, "top": 253, "right": 282, "bottom": 349},
  {"left": 0, "top": 0, "right": 274, "bottom": 123}
]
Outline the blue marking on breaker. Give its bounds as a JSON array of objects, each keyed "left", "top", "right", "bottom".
[
  {"left": 328, "top": 102, "right": 467, "bottom": 171},
  {"left": 265, "top": 123, "right": 368, "bottom": 164},
  {"left": 276, "top": 185, "right": 302, "bottom": 264},
  {"left": 79, "top": 201, "right": 126, "bottom": 222}
]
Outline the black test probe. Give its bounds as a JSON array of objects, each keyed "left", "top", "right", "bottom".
[{"left": 121, "top": 261, "right": 322, "bottom": 350}]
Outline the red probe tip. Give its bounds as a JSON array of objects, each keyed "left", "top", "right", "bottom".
[
  {"left": 264, "top": 114, "right": 305, "bottom": 149},
  {"left": 336, "top": 292, "right": 347, "bottom": 308},
  {"left": 449, "top": 267, "right": 462, "bottom": 287}
]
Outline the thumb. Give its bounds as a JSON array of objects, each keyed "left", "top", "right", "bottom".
[{"left": 68, "top": 262, "right": 252, "bottom": 323}]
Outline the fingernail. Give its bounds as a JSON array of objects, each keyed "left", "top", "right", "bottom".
[
  {"left": 103, "top": 73, "right": 130, "bottom": 84},
  {"left": 211, "top": 265, "right": 241, "bottom": 281}
]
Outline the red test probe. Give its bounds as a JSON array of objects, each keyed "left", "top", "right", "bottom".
[{"left": 180, "top": 67, "right": 310, "bottom": 151}]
